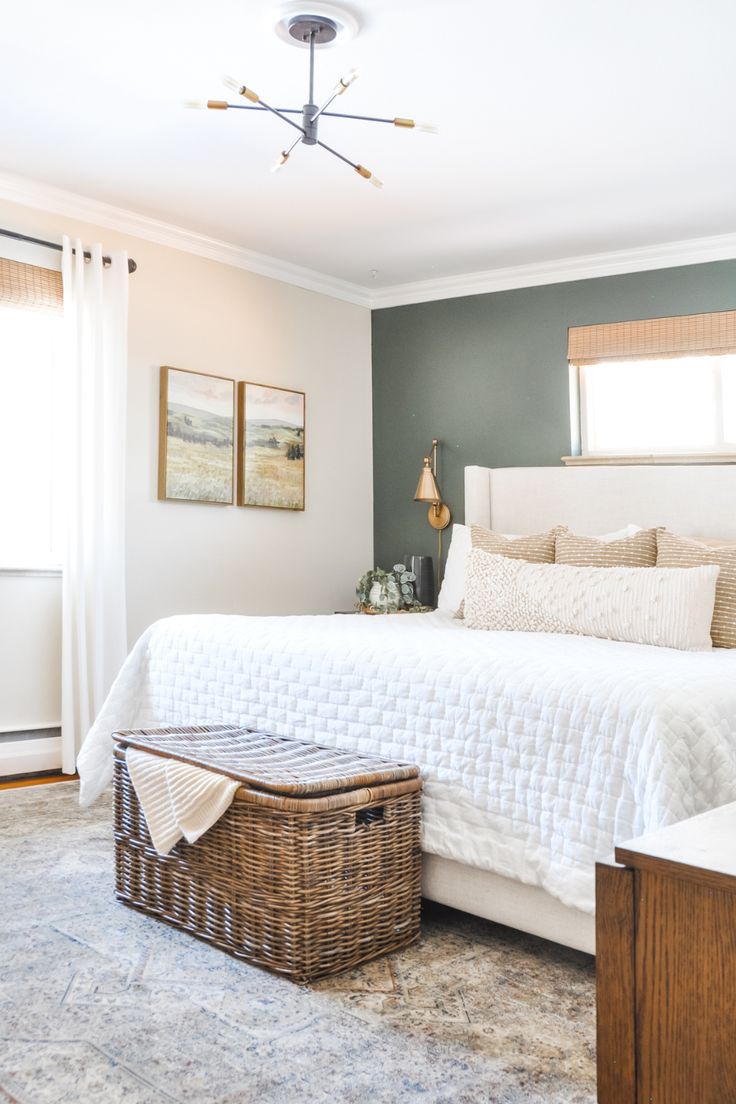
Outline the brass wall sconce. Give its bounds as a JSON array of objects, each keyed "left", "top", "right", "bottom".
[{"left": 414, "top": 439, "right": 451, "bottom": 580}]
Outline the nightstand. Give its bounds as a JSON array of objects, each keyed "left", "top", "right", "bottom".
[{"left": 596, "top": 802, "right": 736, "bottom": 1103}]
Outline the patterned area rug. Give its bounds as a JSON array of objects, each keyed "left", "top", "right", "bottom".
[{"left": 0, "top": 783, "right": 596, "bottom": 1103}]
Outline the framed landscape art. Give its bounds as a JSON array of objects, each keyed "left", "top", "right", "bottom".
[
  {"left": 237, "top": 381, "right": 305, "bottom": 510},
  {"left": 158, "top": 366, "right": 235, "bottom": 504}
]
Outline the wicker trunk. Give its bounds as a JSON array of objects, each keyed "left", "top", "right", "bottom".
[{"left": 113, "top": 726, "right": 422, "bottom": 983}]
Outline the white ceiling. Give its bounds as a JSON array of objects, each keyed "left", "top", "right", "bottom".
[{"left": 2, "top": 0, "right": 736, "bottom": 296}]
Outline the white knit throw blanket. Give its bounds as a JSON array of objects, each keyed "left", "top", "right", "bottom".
[{"left": 125, "top": 748, "right": 241, "bottom": 855}]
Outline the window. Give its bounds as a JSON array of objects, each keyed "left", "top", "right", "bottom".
[
  {"left": 567, "top": 310, "right": 736, "bottom": 462},
  {"left": 579, "top": 354, "right": 736, "bottom": 456},
  {"left": 0, "top": 259, "right": 64, "bottom": 568}
]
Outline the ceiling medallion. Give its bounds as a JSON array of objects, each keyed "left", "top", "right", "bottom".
[{"left": 185, "top": 8, "right": 436, "bottom": 188}]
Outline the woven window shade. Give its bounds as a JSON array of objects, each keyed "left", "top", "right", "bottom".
[
  {"left": 0, "top": 257, "right": 63, "bottom": 313},
  {"left": 568, "top": 310, "right": 736, "bottom": 365}
]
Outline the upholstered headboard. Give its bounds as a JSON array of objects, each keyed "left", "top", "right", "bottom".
[{"left": 465, "top": 465, "right": 736, "bottom": 540}]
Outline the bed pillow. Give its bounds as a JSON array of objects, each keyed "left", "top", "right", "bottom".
[
  {"left": 438, "top": 523, "right": 640, "bottom": 615},
  {"left": 470, "top": 523, "right": 564, "bottom": 562},
  {"left": 437, "top": 524, "right": 472, "bottom": 612},
  {"left": 463, "top": 548, "right": 719, "bottom": 651},
  {"left": 450, "top": 525, "right": 567, "bottom": 619},
  {"left": 438, "top": 523, "right": 564, "bottom": 614},
  {"left": 656, "top": 531, "right": 736, "bottom": 648},
  {"left": 555, "top": 527, "right": 658, "bottom": 567}
]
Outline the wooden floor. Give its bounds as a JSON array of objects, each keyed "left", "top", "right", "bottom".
[{"left": 0, "top": 772, "right": 78, "bottom": 791}]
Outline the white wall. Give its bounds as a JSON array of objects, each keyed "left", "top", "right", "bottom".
[
  {"left": 0, "top": 196, "right": 373, "bottom": 735},
  {"left": 0, "top": 572, "right": 61, "bottom": 730}
]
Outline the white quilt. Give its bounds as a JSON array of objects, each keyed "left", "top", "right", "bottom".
[{"left": 78, "top": 611, "right": 736, "bottom": 914}]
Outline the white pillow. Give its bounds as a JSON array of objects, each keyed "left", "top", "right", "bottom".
[
  {"left": 594, "top": 524, "right": 642, "bottom": 541},
  {"left": 437, "top": 524, "right": 472, "bottom": 612},
  {"left": 436, "top": 522, "right": 643, "bottom": 613},
  {"left": 463, "top": 549, "right": 719, "bottom": 651}
]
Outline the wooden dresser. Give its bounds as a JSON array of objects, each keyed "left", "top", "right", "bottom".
[{"left": 596, "top": 802, "right": 736, "bottom": 1103}]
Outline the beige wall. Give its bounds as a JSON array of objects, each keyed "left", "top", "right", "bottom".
[{"left": 0, "top": 196, "right": 373, "bottom": 732}]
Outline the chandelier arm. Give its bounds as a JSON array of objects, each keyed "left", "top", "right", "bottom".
[
  {"left": 316, "top": 139, "right": 359, "bottom": 171},
  {"left": 308, "top": 70, "right": 358, "bottom": 125},
  {"left": 308, "top": 89, "right": 341, "bottom": 125},
  {"left": 256, "top": 98, "right": 307, "bottom": 137},
  {"left": 272, "top": 134, "right": 304, "bottom": 172},
  {"left": 221, "top": 103, "right": 395, "bottom": 129},
  {"left": 321, "top": 111, "right": 397, "bottom": 124},
  {"left": 227, "top": 105, "right": 304, "bottom": 115},
  {"left": 317, "top": 140, "right": 383, "bottom": 187}
]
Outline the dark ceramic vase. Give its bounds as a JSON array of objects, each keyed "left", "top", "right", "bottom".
[{"left": 403, "top": 554, "right": 435, "bottom": 608}]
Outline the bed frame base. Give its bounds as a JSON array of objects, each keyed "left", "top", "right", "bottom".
[{"left": 422, "top": 854, "right": 596, "bottom": 955}]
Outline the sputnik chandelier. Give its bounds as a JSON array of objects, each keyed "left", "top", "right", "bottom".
[{"left": 186, "top": 11, "right": 436, "bottom": 188}]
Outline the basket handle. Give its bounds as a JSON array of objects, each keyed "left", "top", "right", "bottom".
[{"left": 356, "top": 806, "right": 385, "bottom": 827}]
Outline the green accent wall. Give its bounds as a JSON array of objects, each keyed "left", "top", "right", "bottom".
[{"left": 372, "top": 260, "right": 736, "bottom": 575}]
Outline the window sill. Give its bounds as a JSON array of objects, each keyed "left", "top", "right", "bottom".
[
  {"left": 561, "top": 453, "right": 736, "bottom": 467},
  {"left": 0, "top": 566, "right": 62, "bottom": 577}
]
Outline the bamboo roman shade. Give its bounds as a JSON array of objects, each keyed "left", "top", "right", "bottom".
[
  {"left": 568, "top": 310, "right": 736, "bottom": 365},
  {"left": 0, "top": 257, "right": 63, "bottom": 312}
]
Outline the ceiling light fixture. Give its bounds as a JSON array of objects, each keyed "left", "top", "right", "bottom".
[{"left": 185, "top": 12, "right": 436, "bottom": 188}]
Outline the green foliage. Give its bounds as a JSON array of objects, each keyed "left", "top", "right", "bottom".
[{"left": 355, "top": 564, "right": 428, "bottom": 614}]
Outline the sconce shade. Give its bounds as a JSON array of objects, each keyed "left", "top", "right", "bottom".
[{"left": 414, "top": 457, "right": 442, "bottom": 503}]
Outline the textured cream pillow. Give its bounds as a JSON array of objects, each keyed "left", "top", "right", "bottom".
[
  {"left": 455, "top": 525, "right": 566, "bottom": 618},
  {"left": 463, "top": 549, "right": 719, "bottom": 651},
  {"left": 555, "top": 527, "right": 659, "bottom": 567},
  {"left": 656, "top": 531, "right": 736, "bottom": 648}
]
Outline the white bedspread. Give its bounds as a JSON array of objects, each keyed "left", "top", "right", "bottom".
[{"left": 78, "top": 611, "right": 736, "bottom": 913}]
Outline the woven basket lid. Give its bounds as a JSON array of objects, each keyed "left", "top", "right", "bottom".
[{"left": 114, "top": 725, "right": 420, "bottom": 796}]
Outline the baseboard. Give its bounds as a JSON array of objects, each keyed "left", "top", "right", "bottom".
[
  {"left": 0, "top": 730, "right": 62, "bottom": 777},
  {"left": 0, "top": 771, "right": 77, "bottom": 790}
]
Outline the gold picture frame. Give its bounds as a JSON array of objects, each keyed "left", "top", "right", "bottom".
[
  {"left": 158, "top": 366, "right": 235, "bottom": 504},
  {"left": 237, "top": 381, "right": 305, "bottom": 510}
]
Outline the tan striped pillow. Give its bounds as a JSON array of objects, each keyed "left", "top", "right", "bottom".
[
  {"left": 656, "top": 531, "right": 736, "bottom": 648},
  {"left": 555, "top": 528, "right": 659, "bottom": 567},
  {"left": 470, "top": 525, "right": 565, "bottom": 562},
  {"left": 456, "top": 525, "right": 566, "bottom": 617}
]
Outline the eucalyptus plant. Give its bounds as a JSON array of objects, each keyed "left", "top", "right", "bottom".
[{"left": 355, "top": 564, "right": 428, "bottom": 613}]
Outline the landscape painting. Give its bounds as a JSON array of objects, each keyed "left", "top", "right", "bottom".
[
  {"left": 158, "top": 366, "right": 235, "bottom": 504},
  {"left": 238, "top": 381, "right": 305, "bottom": 510}
]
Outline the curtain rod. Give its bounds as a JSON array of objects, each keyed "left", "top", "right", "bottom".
[{"left": 0, "top": 228, "right": 137, "bottom": 274}]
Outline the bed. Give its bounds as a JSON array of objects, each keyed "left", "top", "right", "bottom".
[{"left": 78, "top": 464, "right": 736, "bottom": 955}]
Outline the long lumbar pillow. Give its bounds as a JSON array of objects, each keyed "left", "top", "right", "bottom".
[{"left": 464, "top": 548, "right": 720, "bottom": 651}]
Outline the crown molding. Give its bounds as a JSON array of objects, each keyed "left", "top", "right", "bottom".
[
  {"left": 2, "top": 170, "right": 735, "bottom": 311},
  {"left": 0, "top": 170, "right": 371, "bottom": 307},
  {"left": 369, "top": 230, "right": 736, "bottom": 309}
]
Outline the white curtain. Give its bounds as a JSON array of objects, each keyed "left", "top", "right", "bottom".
[{"left": 61, "top": 237, "right": 129, "bottom": 774}]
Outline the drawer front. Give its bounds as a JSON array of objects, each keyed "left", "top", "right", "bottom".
[{"left": 636, "top": 869, "right": 736, "bottom": 1104}]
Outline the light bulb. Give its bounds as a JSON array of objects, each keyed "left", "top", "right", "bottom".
[
  {"left": 415, "top": 122, "right": 438, "bottom": 134},
  {"left": 335, "top": 69, "right": 359, "bottom": 94},
  {"left": 370, "top": 176, "right": 384, "bottom": 189},
  {"left": 222, "top": 75, "right": 259, "bottom": 102},
  {"left": 271, "top": 151, "right": 290, "bottom": 173},
  {"left": 182, "top": 100, "right": 206, "bottom": 110}
]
